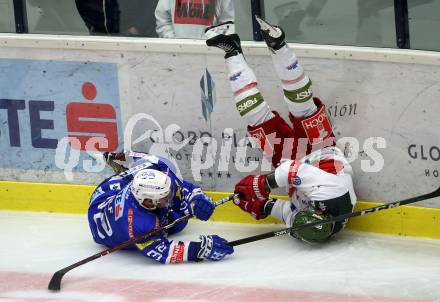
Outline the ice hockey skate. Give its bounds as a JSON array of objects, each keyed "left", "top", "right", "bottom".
[
  {"left": 255, "top": 15, "right": 286, "bottom": 51},
  {"left": 205, "top": 21, "right": 242, "bottom": 58}
]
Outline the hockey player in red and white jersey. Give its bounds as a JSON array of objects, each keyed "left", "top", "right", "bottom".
[{"left": 205, "top": 17, "right": 357, "bottom": 243}]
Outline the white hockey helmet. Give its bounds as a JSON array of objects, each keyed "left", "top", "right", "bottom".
[{"left": 131, "top": 169, "right": 172, "bottom": 210}]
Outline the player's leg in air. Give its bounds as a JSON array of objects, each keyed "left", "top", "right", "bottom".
[
  {"left": 206, "top": 18, "right": 357, "bottom": 243},
  {"left": 205, "top": 21, "right": 295, "bottom": 168}
]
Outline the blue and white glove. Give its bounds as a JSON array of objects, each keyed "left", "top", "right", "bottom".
[
  {"left": 197, "top": 235, "right": 234, "bottom": 261},
  {"left": 189, "top": 194, "right": 215, "bottom": 221}
]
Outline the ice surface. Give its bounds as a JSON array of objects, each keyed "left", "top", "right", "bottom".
[{"left": 0, "top": 211, "right": 439, "bottom": 302}]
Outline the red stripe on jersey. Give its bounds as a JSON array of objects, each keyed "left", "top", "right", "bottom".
[
  {"left": 234, "top": 82, "right": 258, "bottom": 97},
  {"left": 287, "top": 161, "right": 301, "bottom": 197},
  {"left": 281, "top": 73, "right": 305, "bottom": 85},
  {"left": 127, "top": 208, "right": 134, "bottom": 239},
  {"left": 316, "top": 159, "right": 344, "bottom": 175}
]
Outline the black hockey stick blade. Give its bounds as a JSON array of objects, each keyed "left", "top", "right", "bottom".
[
  {"left": 228, "top": 186, "right": 440, "bottom": 247},
  {"left": 48, "top": 257, "right": 96, "bottom": 291},
  {"left": 47, "top": 236, "right": 149, "bottom": 291},
  {"left": 47, "top": 194, "right": 235, "bottom": 291},
  {"left": 48, "top": 271, "right": 64, "bottom": 291}
]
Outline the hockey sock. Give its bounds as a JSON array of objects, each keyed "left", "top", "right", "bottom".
[
  {"left": 226, "top": 54, "right": 273, "bottom": 126},
  {"left": 271, "top": 45, "right": 317, "bottom": 118}
]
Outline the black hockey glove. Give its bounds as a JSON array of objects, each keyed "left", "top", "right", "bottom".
[{"left": 103, "top": 152, "right": 127, "bottom": 174}]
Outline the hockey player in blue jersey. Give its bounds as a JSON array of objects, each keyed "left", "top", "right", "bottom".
[{"left": 88, "top": 151, "right": 234, "bottom": 264}]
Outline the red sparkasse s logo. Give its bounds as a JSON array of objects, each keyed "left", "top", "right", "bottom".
[{"left": 66, "top": 82, "right": 118, "bottom": 151}]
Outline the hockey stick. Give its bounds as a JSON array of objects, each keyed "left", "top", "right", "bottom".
[
  {"left": 48, "top": 194, "right": 236, "bottom": 291},
  {"left": 228, "top": 186, "right": 440, "bottom": 247}
]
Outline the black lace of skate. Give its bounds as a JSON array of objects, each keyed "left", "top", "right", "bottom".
[{"left": 218, "top": 42, "right": 236, "bottom": 53}]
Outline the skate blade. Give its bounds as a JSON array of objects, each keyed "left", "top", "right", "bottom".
[
  {"left": 205, "top": 21, "right": 235, "bottom": 39},
  {"left": 255, "top": 15, "right": 282, "bottom": 37}
]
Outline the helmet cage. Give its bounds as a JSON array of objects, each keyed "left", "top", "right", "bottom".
[
  {"left": 290, "top": 210, "right": 334, "bottom": 243},
  {"left": 141, "top": 187, "right": 174, "bottom": 210}
]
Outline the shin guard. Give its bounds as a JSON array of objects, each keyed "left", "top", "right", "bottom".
[
  {"left": 288, "top": 98, "right": 335, "bottom": 157},
  {"left": 247, "top": 111, "right": 296, "bottom": 167}
]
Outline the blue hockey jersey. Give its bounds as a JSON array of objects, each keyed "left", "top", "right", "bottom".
[{"left": 88, "top": 153, "right": 203, "bottom": 264}]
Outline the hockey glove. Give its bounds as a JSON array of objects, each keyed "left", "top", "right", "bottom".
[
  {"left": 189, "top": 194, "right": 215, "bottom": 221},
  {"left": 103, "top": 152, "right": 127, "bottom": 174},
  {"left": 235, "top": 175, "right": 270, "bottom": 202},
  {"left": 103, "top": 151, "right": 126, "bottom": 162},
  {"left": 197, "top": 235, "right": 234, "bottom": 261},
  {"left": 232, "top": 195, "right": 270, "bottom": 220}
]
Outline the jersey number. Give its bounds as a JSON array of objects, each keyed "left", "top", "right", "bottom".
[{"left": 93, "top": 197, "right": 113, "bottom": 239}]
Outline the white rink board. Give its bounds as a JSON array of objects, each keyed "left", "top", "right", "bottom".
[{"left": 0, "top": 36, "right": 439, "bottom": 207}]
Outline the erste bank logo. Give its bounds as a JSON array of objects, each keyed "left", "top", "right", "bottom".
[{"left": 0, "top": 58, "right": 122, "bottom": 171}]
